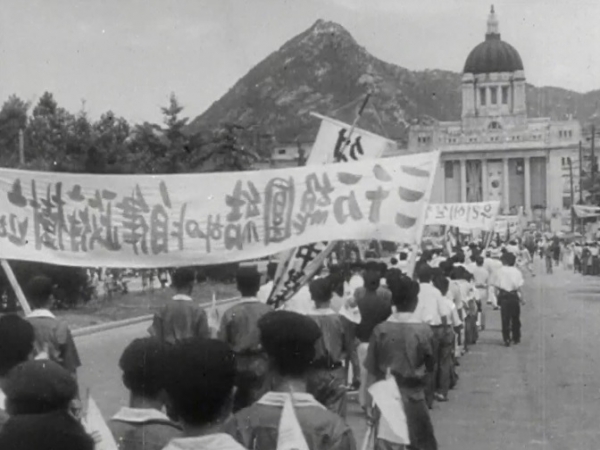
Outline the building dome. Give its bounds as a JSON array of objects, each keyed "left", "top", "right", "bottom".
[{"left": 463, "top": 6, "right": 524, "bottom": 75}]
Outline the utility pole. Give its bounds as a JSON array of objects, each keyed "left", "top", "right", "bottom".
[
  {"left": 579, "top": 140, "right": 583, "bottom": 203},
  {"left": 568, "top": 157, "right": 575, "bottom": 232},
  {"left": 18, "top": 129, "right": 25, "bottom": 166},
  {"left": 592, "top": 124, "right": 596, "bottom": 204}
]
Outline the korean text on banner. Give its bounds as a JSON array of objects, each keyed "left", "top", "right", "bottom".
[
  {"left": 425, "top": 201, "right": 500, "bottom": 230},
  {"left": 268, "top": 116, "right": 399, "bottom": 306},
  {"left": 494, "top": 215, "right": 521, "bottom": 235},
  {"left": 0, "top": 152, "right": 437, "bottom": 268}
]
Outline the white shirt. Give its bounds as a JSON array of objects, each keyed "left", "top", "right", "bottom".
[
  {"left": 492, "top": 266, "right": 524, "bottom": 292},
  {"left": 471, "top": 265, "right": 489, "bottom": 287},
  {"left": 279, "top": 284, "right": 314, "bottom": 314},
  {"left": 413, "top": 283, "right": 444, "bottom": 326}
]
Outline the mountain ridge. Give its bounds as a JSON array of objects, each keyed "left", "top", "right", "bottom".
[{"left": 188, "top": 19, "right": 600, "bottom": 149}]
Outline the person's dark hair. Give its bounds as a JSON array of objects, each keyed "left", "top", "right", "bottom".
[
  {"left": 25, "top": 276, "right": 54, "bottom": 309},
  {"left": 4, "top": 360, "right": 78, "bottom": 415},
  {"left": 390, "top": 257, "right": 398, "bottom": 266},
  {"left": 236, "top": 266, "right": 261, "bottom": 297},
  {"left": 258, "top": 311, "right": 321, "bottom": 377},
  {"left": 475, "top": 256, "right": 484, "bottom": 266},
  {"left": 387, "top": 275, "right": 420, "bottom": 312},
  {"left": 119, "top": 338, "right": 167, "bottom": 399},
  {"left": 433, "top": 275, "right": 450, "bottom": 297},
  {"left": 163, "top": 339, "right": 235, "bottom": 426},
  {"left": 171, "top": 268, "right": 195, "bottom": 291},
  {"left": 0, "top": 315, "right": 35, "bottom": 377},
  {"left": 420, "top": 250, "right": 433, "bottom": 263},
  {"left": 266, "top": 262, "right": 278, "bottom": 281},
  {"left": 417, "top": 265, "right": 433, "bottom": 283},
  {"left": 399, "top": 251, "right": 408, "bottom": 261},
  {"left": 377, "top": 262, "right": 388, "bottom": 277},
  {"left": 364, "top": 261, "right": 380, "bottom": 273},
  {"left": 309, "top": 278, "right": 333, "bottom": 304},
  {"left": 453, "top": 252, "right": 465, "bottom": 264},
  {"left": 363, "top": 270, "right": 381, "bottom": 292},
  {"left": 502, "top": 252, "right": 516, "bottom": 266}
]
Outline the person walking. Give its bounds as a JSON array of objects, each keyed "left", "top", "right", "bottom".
[{"left": 492, "top": 253, "right": 525, "bottom": 347}]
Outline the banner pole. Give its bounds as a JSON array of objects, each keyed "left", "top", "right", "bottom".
[
  {"left": 406, "top": 151, "right": 441, "bottom": 279},
  {"left": 1, "top": 259, "right": 31, "bottom": 315}
]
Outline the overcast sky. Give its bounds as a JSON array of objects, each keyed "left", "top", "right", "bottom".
[{"left": 2, "top": 0, "right": 599, "bottom": 124}]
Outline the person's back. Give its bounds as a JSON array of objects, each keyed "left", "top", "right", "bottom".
[
  {"left": 149, "top": 268, "right": 209, "bottom": 345},
  {"left": 226, "top": 395, "right": 354, "bottom": 450},
  {"left": 355, "top": 272, "right": 392, "bottom": 343},
  {"left": 219, "top": 302, "right": 272, "bottom": 353}
]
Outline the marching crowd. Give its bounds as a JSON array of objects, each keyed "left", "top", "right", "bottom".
[{"left": 0, "top": 241, "right": 529, "bottom": 450}]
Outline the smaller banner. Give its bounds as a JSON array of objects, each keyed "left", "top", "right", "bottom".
[
  {"left": 494, "top": 215, "right": 521, "bottom": 241},
  {"left": 425, "top": 201, "right": 500, "bottom": 230},
  {"left": 573, "top": 205, "right": 600, "bottom": 218}
]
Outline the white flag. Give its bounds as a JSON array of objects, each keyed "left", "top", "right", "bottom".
[
  {"left": 82, "top": 396, "right": 119, "bottom": 450},
  {"left": 368, "top": 378, "right": 410, "bottom": 445},
  {"left": 268, "top": 114, "right": 398, "bottom": 307},
  {"left": 276, "top": 395, "right": 310, "bottom": 450}
]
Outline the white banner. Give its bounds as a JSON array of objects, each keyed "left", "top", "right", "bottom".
[
  {"left": 268, "top": 115, "right": 398, "bottom": 306},
  {"left": 494, "top": 215, "right": 521, "bottom": 238},
  {"left": 0, "top": 152, "right": 437, "bottom": 268},
  {"left": 425, "top": 201, "right": 500, "bottom": 230},
  {"left": 573, "top": 205, "right": 600, "bottom": 218}
]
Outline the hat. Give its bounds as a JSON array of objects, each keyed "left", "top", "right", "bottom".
[{"left": 4, "top": 360, "right": 78, "bottom": 414}]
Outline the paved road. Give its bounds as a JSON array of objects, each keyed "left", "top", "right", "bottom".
[{"left": 77, "top": 260, "right": 600, "bottom": 448}]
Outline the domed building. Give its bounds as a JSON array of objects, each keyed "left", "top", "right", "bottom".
[{"left": 409, "top": 6, "right": 581, "bottom": 232}]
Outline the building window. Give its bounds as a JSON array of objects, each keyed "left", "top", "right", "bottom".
[
  {"left": 488, "top": 121, "right": 502, "bottom": 130},
  {"left": 278, "top": 149, "right": 286, "bottom": 155},
  {"left": 490, "top": 86, "right": 498, "bottom": 104},
  {"left": 444, "top": 161, "right": 454, "bottom": 178},
  {"left": 502, "top": 86, "right": 509, "bottom": 104},
  {"left": 479, "top": 88, "right": 486, "bottom": 106}
]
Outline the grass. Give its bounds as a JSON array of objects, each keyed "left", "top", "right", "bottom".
[{"left": 56, "top": 281, "right": 239, "bottom": 329}]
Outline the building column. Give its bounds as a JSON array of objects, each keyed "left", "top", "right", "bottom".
[
  {"left": 503, "top": 158, "right": 510, "bottom": 213},
  {"left": 524, "top": 157, "right": 531, "bottom": 218},
  {"left": 460, "top": 159, "right": 467, "bottom": 202},
  {"left": 481, "top": 159, "right": 488, "bottom": 200}
]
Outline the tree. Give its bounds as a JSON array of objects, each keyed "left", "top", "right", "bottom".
[
  {"left": 201, "top": 123, "right": 259, "bottom": 172},
  {"left": 91, "top": 111, "right": 131, "bottom": 173},
  {"left": 0, "top": 95, "right": 29, "bottom": 167}
]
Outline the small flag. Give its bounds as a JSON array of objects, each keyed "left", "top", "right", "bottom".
[
  {"left": 82, "top": 395, "right": 118, "bottom": 450},
  {"left": 276, "top": 395, "right": 310, "bottom": 450}
]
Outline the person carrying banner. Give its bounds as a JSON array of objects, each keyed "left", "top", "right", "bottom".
[
  {"left": 0, "top": 315, "right": 36, "bottom": 431},
  {"left": 25, "top": 276, "right": 81, "bottom": 376},
  {"left": 110, "top": 338, "right": 181, "bottom": 450},
  {"left": 148, "top": 268, "right": 210, "bottom": 345},
  {"left": 365, "top": 274, "right": 438, "bottom": 450},
  {"left": 257, "top": 261, "right": 277, "bottom": 304},
  {"left": 218, "top": 266, "right": 272, "bottom": 412},
  {"left": 161, "top": 339, "right": 247, "bottom": 450},
  {"left": 470, "top": 256, "right": 489, "bottom": 330},
  {"left": 306, "top": 278, "right": 350, "bottom": 418},
  {"left": 492, "top": 252, "right": 525, "bottom": 347},
  {"left": 224, "top": 310, "right": 356, "bottom": 450}
]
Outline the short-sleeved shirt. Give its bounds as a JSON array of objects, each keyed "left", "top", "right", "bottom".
[
  {"left": 218, "top": 299, "right": 272, "bottom": 354},
  {"left": 224, "top": 392, "right": 356, "bottom": 450},
  {"left": 365, "top": 315, "right": 434, "bottom": 399},
  {"left": 492, "top": 266, "right": 524, "bottom": 292},
  {"left": 354, "top": 287, "right": 392, "bottom": 343},
  {"left": 471, "top": 266, "right": 489, "bottom": 287},
  {"left": 27, "top": 309, "right": 81, "bottom": 373},
  {"left": 149, "top": 295, "right": 209, "bottom": 345},
  {"left": 413, "top": 283, "right": 444, "bottom": 326},
  {"left": 307, "top": 309, "right": 348, "bottom": 366}
]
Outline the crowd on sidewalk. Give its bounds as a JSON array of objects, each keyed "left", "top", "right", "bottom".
[{"left": 0, "top": 241, "right": 529, "bottom": 450}]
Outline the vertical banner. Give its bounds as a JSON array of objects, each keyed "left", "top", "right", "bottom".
[{"left": 267, "top": 114, "right": 399, "bottom": 307}]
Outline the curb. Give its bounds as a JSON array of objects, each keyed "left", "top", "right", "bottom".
[{"left": 73, "top": 295, "right": 241, "bottom": 338}]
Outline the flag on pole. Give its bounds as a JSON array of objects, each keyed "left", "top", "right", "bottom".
[
  {"left": 268, "top": 114, "right": 401, "bottom": 308},
  {"left": 276, "top": 395, "right": 310, "bottom": 450}
]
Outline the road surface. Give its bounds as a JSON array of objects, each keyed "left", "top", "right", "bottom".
[{"left": 77, "top": 261, "right": 600, "bottom": 448}]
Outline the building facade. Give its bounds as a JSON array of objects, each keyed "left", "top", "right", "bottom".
[{"left": 408, "top": 6, "right": 581, "bottom": 231}]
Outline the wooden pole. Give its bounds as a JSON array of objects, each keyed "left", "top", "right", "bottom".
[
  {"left": 579, "top": 140, "right": 584, "bottom": 203},
  {"left": 592, "top": 125, "right": 596, "bottom": 204},
  {"left": 568, "top": 157, "right": 575, "bottom": 232},
  {"left": 18, "top": 129, "right": 25, "bottom": 166},
  {"left": 1, "top": 259, "right": 31, "bottom": 315}
]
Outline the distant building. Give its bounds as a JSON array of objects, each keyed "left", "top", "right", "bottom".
[
  {"left": 268, "top": 141, "right": 314, "bottom": 168},
  {"left": 408, "top": 6, "right": 581, "bottom": 232}
]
